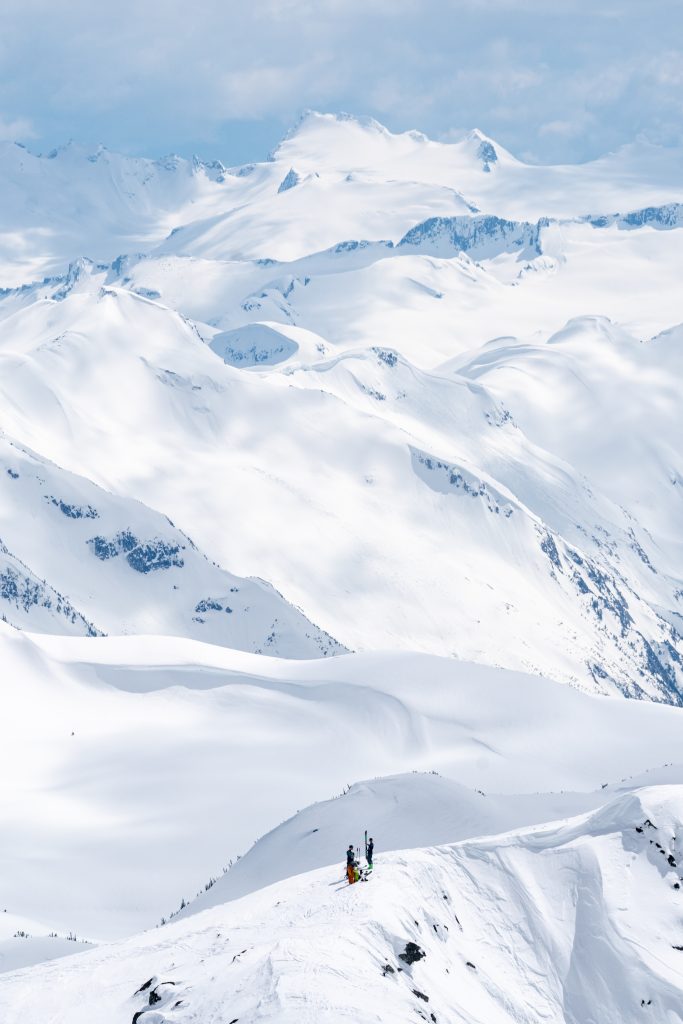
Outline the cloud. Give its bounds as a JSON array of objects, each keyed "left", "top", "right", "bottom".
[
  {"left": 539, "top": 114, "right": 596, "bottom": 139},
  {"left": 0, "top": 113, "right": 35, "bottom": 141},
  {"left": 214, "top": 58, "right": 343, "bottom": 120},
  {"left": 0, "top": 0, "right": 681, "bottom": 163}
]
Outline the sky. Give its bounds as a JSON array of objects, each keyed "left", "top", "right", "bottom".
[{"left": 1, "top": 0, "right": 682, "bottom": 166}]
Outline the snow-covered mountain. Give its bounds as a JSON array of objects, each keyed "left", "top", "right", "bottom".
[
  {"left": 1, "top": 110, "right": 683, "bottom": 1015},
  {"left": 1, "top": 276, "right": 681, "bottom": 695},
  {"left": 1, "top": 113, "right": 680, "bottom": 286},
  {"left": 0, "top": 435, "right": 340, "bottom": 654},
  {"left": 1, "top": 112, "right": 681, "bottom": 697}
]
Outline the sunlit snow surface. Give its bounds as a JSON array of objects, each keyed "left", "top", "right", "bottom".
[{"left": 1, "top": 112, "right": 683, "bottom": 1012}]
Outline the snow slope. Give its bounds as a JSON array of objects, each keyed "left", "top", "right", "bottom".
[
  {"left": 3, "top": 785, "right": 683, "bottom": 1023},
  {"left": 0, "top": 911, "right": 94, "bottom": 976},
  {"left": 1, "top": 112, "right": 681, "bottom": 278},
  {"left": 1, "top": 272, "right": 680, "bottom": 695},
  {"left": 0, "top": 434, "right": 340, "bottom": 655},
  {"left": 0, "top": 143, "right": 232, "bottom": 287},
  {"left": 454, "top": 317, "right": 683, "bottom": 556},
  {"left": 275, "top": 112, "right": 683, "bottom": 217},
  {"left": 110, "top": 215, "right": 683, "bottom": 375},
  {"left": 173, "top": 772, "right": 616, "bottom": 918}
]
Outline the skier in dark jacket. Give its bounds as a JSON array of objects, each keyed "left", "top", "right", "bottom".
[
  {"left": 367, "top": 838, "right": 374, "bottom": 867},
  {"left": 346, "top": 844, "right": 356, "bottom": 884}
]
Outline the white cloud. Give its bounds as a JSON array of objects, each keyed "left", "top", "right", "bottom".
[
  {"left": 0, "top": 0, "right": 680, "bottom": 163},
  {"left": 644, "top": 50, "right": 683, "bottom": 88},
  {"left": 539, "top": 114, "right": 596, "bottom": 139},
  {"left": 0, "top": 114, "right": 35, "bottom": 141},
  {"left": 214, "top": 58, "right": 342, "bottom": 120}
]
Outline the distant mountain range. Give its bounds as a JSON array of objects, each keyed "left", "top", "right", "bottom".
[{"left": 0, "top": 111, "right": 681, "bottom": 696}]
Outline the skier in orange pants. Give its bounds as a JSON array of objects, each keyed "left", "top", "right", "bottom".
[{"left": 346, "top": 844, "right": 356, "bottom": 884}]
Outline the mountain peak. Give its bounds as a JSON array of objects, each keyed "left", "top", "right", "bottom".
[{"left": 285, "top": 109, "right": 391, "bottom": 139}]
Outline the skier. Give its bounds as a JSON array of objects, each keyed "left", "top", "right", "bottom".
[
  {"left": 367, "top": 837, "right": 374, "bottom": 869},
  {"left": 353, "top": 859, "right": 361, "bottom": 883},
  {"left": 346, "top": 844, "right": 356, "bottom": 884}
]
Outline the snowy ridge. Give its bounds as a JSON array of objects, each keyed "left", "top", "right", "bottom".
[
  {"left": 3, "top": 785, "right": 683, "bottom": 1022},
  {"left": 399, "top": 213, "right": 544, "bottom": 259},
  {"left": 172, "top": 771, "right": 646, "bottom": 918},
  {"left": 1, "top": 112, "right": 682, "bottom": 284},
  {"left": 398, "top": 201, "right": 683, "bottom": 262}
]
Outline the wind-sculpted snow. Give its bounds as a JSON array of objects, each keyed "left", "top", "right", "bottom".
[{"left": 176, "top": 772, "right": 607, "bottom": 917}]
